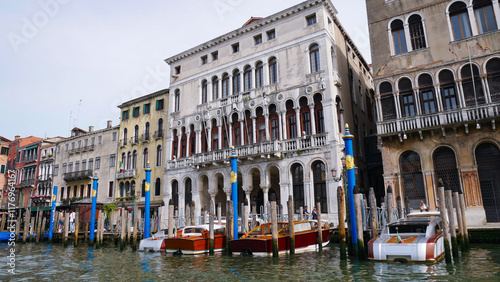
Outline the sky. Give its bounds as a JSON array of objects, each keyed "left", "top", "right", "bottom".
[{"left": 0, "top": 0, "right": 371, "bottom": 141}]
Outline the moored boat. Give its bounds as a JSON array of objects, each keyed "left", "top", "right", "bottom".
[
  {"left": 368, "top": 211, "right": 445, "bottom": 263},
  {"left": 230, "top": 220, "right": 332, "bottom": 256},
  {"left": 163, "top": 224, "right": 226, "bottom": 255},
  {"left": 138, "top": 229, "right": 169, "bottom": 252}
]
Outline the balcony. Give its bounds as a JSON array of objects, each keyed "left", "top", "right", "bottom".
[
  {"left": 140, "top": 133, "right": 150, "bottom": 143},
  {"left": 22, "top": 155, "right": 38, "bottom": 163},
  {"left": 377, "top": 103, "right": 500, "bottom": 137},
  {"left": 153, "top": 130, "right": 164, "bottom": 140},
  {"left": 19, "top": 179, "right": 36, "bottom": 188},
  {"left": 37, "top": 174, "right": 53, "bottom": 182},
  {"left": 120, "top": 139, "right": 127, "bottom": 148},
  {"left": 63, "top": 170, "right": 93, "bottom": 182},
  {"left": 130, "top": 136, "right": 139, "bottom": 146},
  {"left": 116, "top": 169, "right": 137, "bottom": 180},
  {"left": 166, "top": 133, "right": 328, "bottom": 170}
]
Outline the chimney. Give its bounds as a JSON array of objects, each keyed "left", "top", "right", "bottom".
[
  {"left": 107, "top": 120, "right": 112, "bottom": 128},
  {"left": 89, "top": 126, "right": 94, "bottom": 132},
  {"left": 15, "top": 135, "right": 20, "bottom": 140}
]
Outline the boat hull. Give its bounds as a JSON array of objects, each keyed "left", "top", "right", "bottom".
[
  {"left": 164, "top": 235, "right": 226, "bottom": 255},
  {"left": 368, "top": 233, "right": 445, "bottom": 262},
  {"left": 139, "top": 237, "right": 167, "bottom": 252}
]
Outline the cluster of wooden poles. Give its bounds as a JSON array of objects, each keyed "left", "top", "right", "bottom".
[{"left": 336, "top": 179, "right": 470, "bottom": 262}]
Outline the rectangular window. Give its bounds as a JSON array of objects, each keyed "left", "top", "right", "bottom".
[
  {"left": 421, "top": 90, "right": 436, "bottom": 114},
  {"left": 232, "top": 43, "right": 239, "bottom": 53},
  {"left": 306, "top": 14, "right": 317, "bottom": 26},
  {"left": 174, "top": 65, "right": 181, "bottom": 75},
  {"left": 75, "top": 161, "right": 79, "bottom": 172},
  {"left": 68, "top": 162, "right": 73, "bottom": 173},
  {"left": 401, "top": 94, "right": 416, "bottom": 117},
  {"left": 71, "top": 142, "right": 75, "bottom": 150},
  {"left": 201, "top": 55, "right": 208, "bottom": 65},
  {"left": 254, "top": 34, "right": 262, "bottom": 45},
  {"left": 267, "top": 29, "right": 276, "bottom": 40},
  {"left": 132, "top": 106, "right": 140, "bottom": 118},
  {"left": 442, "top": 87, "right": 458, "bottom": 110},
  {"left": 82, "top": 160, "right": 87, "bottom": 170},
  {"left": 392, "top": 29, "right": 407, "bottom": 55},
  {"left": 84, "top": 139, "right": 88, "bottom": 146},
  {"left": 475, "top": 5, "right": 497, "bottom": 34},
  {"left": 95, "top": 157, "right": 101, "bottom": 169},
  {"left": 302, "top": 112, "right": 311, "bottom": 135},
  {"left": 110, "top": 154, "right": 116, "bottom": 167},
  {"left": 54, "top": 165, "right": 59, "bottom": 176},
  {"left": 112, "top": 132, "right": 117, "bottom": 141},
  {"left": 87, "top": 184, "right": 91, "bottom": 198},
  {"left": 0, "top": 165, "right": 5, "bottom": 174},
  {"left": 451, "top": 12, "right": 472, "bottom": 40},
  {"left": 80, "top": 185, "right": 84, "bottom": 198},
  {"left": 62, "top": 163, "right": 67, "bottom": 174},
  {"left": 65, "top": 144, "right": 69, "bottom": 151},
  {"left": 156, "top": 99, "right": 164, "bottom": 111},
  {"left": 1, "top": 147, "right": 8, "bottom": 155},
  {"left": 108, "top": 181, "right": 114, "bottom": 198},
  {"left": 89, "top": 159, "right": 94, "bottom": 170},
  {"left": 91, "top": 137, "right": 95, "bottom": 145},
  {"left": 143, "top": 103, "right": 151, "bottom": 115},
  {"left": 271, "top": 119, "right": 279, "bottom": 140},
  {"left": 60, "top": 187, "right": 65, "bottom": 200},
  {"left": 122, "top": 110, "right": 129, "bottom": 121},
  {"left": 211, "top": 51, "right": 218, "bottom": 61},
  {"left": 98, "top": 135, "right": 102, "bottom": 145}
]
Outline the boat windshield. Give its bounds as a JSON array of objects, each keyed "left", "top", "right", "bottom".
[{"left": 389, "top": 224, "right": 427, "bottom": 234}]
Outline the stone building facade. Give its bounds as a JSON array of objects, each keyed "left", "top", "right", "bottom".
[
  {"left": 0, "top": 136, "right": 12, "bottom": 207},
  {"left": 366, "top": 0, "right": 500, "bottom": 224},
  {"left": 163, "top": 0, "right": 376, "bottom": 224}
]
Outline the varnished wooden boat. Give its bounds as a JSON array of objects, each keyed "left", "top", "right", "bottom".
[{"left": 163, "top": 224, "right": 226, "bottom": 255}]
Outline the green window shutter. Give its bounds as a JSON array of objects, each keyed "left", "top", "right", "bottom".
[
  {"left": 143, "top": 104, "right": 146, "bottom": 114},
  {"left": 1, "top": 165, "right": 5, "bottom": 174},
  {"left": 156, "top": 100, "right": 159, "bottom": 110}
]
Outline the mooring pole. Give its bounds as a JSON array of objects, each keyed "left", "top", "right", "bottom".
[
  {"left": 386, "top": 186, "right": 394, "bottom": 224},
  {"left": 368, "top": 187, "right": 377, "bottom": 239},
  {"left": 48, "top": 186, "right": 58, "bottom": 242},
  {"left": 316, "top": 202, "right": 323, "bottom": 253},
  {"left": 226, "top": 200, "right": 233, "bottom": 255},
  {"left": 453, "top": 191, "right": 464, "bottom": 250},
  {"left": 271, "top": 200, "right": 278, "bottom": 258},
  {"left": 337, "top": 186, "right": 347, "bottom": 260},
  {"left": 229, "top": 147, "right": 238, "bottom": 240},
  {"left": 168, "top": 199, "right": 174, "bottom": 238},
  {"left": 288, "top": 195, "right": 295, "bottom": 255},
  {"left": 209, "top": 199, "right": 215, "bottom": 256},
  {"left": 437, "top": 181, "right": 452, "bottom": 263},
  {"left": 342, "top": 123, "right": 357, "bottom": 250},
  {"left": 459, "top": 191, "right": 469, "bottom": 249},
  {"left": 445, "top": 185, "right": 458, "bottom": 258},
  {"left": 354, "top": 186, "right": 365, "bottom": 260},
  {"left": 90, "top": 173, "right": 98, "bottom": 241},
  {"left": 397, "top": 196, "right": 404, "bottom": 219},
  {"left": 144, "top": 162, "right": 151, "bottom": 239}
]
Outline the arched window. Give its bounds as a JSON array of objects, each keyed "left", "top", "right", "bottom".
[
  {"left": 244, "top": 65, "right": 252, "bottom": 91},
  {"left": 336, "top": 96, "right": 343, "bottom": 133},
  {"left": 156, "top": 145, "right": 162, "bottom": 167},
  {"left": 145, "top": 122, "right": 150, "bottom": 141},
  {"left": 439, "top": 70, "right": 459, "bottom": 110},
  {"left": 232, "top": 69, "right": 240, "bottom": 95},
  {"left": 409, "top": 14, "right": 426, "bottom": 50},
  {"left": 256, "top": 107, "right": 265, "bottom": 142},
  {"left": 291, "top": 163, "right": 304, "bottom": 212},
  {"left": 121, "top": 153, "right": 126, "bottom": 171},
  {"left": 474, "top": 0, "right": 497, "bottom": 34},
  {"left": 222, "top": 73, "right": 229, "bottom": 98},
  {"left": 123, "top": 128, "right": 127, "bottom": 145},
  {"left": 125, "top": 181, "right": 130, "bottom": 196},
  {"left": 461, "top": 63, "right": 485, "bottom": 106},
  {"left": 300, "top": 97, "right": 311, "bottom": 135},
  {"left": 391, "top": 19, "right": 407, "bottom": 55},
  {"left": 232, "top": 113, "right": 241, "bottom": 146},
  {"left": 119, "top": 182, "right": 124, "bottom": 197},
  {"left": 127, "top": 151, "right": 131, "bottom": 169},
  {"left": 131, "top": 181, "right": 136, "bottom": 197},
  {"left": 201, "top": 79, "right": 208, "bottom": 104},
  {"left": 269, "top": 104, "right": 279, "bottom": 140},
  {"left": 399, "top": 78, "right": 416, "bottom": 117},
  {"left": 172, "top": 180, "right": 179, "bottom": 209},
  {"left": 212, "top": 76, "right": 219, "bottom": 100},
  {"left": 380, "top": 82, "right": 396, "bottom": 120},
  {"left": 286, "top": 100, "right": 297, "bottom": 139},
  {"left": 400, "top": 151, "right": 426, "bottom": 210},
  {"left": 132, "top": 150, "right": 137, "bottom": 169},
  {"left": 174, "top": 89, "right": 180, "bottom": 112},
  {"left": 269, "top": 57, "right": 277, "bottom": 84},
  {"left": 244, "top": 110, "right": 252, "bottom": 144},
  {"left": 314, "top": 93, "right": 325, "bottom": 134},
  {"left": 211, "top": 119, "right": 219, "bottom": 150},
  {"left": 172, "top": 129, "right": 178, "bottom": 158},
  {"left": 133, "top": 125, "right": 139, "bottom": 143},
  {"left": 201, "top": 123, "right": 208, "bottom": 153},
  {"left": 486, "top": 58, "right": 500, "bottom": 102},
  {"left": 185, "top": 178, "right": 192, "bottom": 206},
  {"left": 418, "top": 74, "right": 436, "bottom": 114},
  {"left": 141, "top": 179, "right": 146, "bottom": 197},
  {"left": 312, "top": 160, "right": 327, "bottom": 213},
  {"left": 475, "top": 142, "right": 500, "bottom": 222},
  {"left": 143, "top": 148, "right": 149, "bottom": 168},
  {"left": 433, "top": 147, "right": 460, "bottom": 193},
  {"left": 309, "top": 44, "right": 320, "bottom": 72},
  {"left": 180, "top": 128, "right": 186, "bottom": 158},
  {"left": 157, "top": 118, "right": 164, "bottom": 138},
  {"left": 255, "top": 61, "right": 263, "bottom": 88},
  {"left": 449, "top": 2, "right": 472, "bottom": 40},
  {"left": 155, "top": 178, "right": 161, "bottom": 196}
]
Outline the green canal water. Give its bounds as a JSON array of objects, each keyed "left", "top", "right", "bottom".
[{"left": 1, "top": 243, "right": 500, "bottom": 281}]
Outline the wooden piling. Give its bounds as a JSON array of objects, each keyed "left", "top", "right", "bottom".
[
  {"left": 96, "top": 210, "right": 101, "bottom": 246},
  {"left": 218, "top": 203, "right": 222, "bottom": 225},
  {"left": 226, "top": 200, "right": 233, "bottom": 255},
  {"left": 445, "top": 186, "right": 458, "bottom": 258},
  {"left": 338, "top": 186, "right": 347, "bottom": 260},
  {"left": 459, "top": 192, "right": 469, "bottom": 249},
  {"left": 74, "top": 211, "right": 79, "bottom": 246},
  {"left": 63, "top": 213, "right": 69, "bottom": 247},
  {"left": 22, "top": 208, "right": 30, "bottom": 243},
  {"left": 354, "top": 186, "right": 365, "bottom": 260},
  {"left": 84, "top": 222, "right": 89, "bottom": 242},
  {"left": 287, "top": 195, "right": 295, "bottom": 255},
  {"left": 41, "top": 217, "right": 47, "bottom": 242},
  {"left": 209, "top": 199, "right": 215, "bottom": 256},
  {"left": 316, "top": 202, "right": 323, "bottom": 253},
  {"left": 386, "top": 186, "right": 394, "bottom": 224},
  {"left": 243, "top": 199, "right": 249, "bottom": 234},
  {"left": 453, "top": 191, "right": 465, "bottom": 251},
  {"left": 133, "top": 219, "right": 138, "bottom": 244},
  {"left": 396, "top": 196, "right": 404, "bottom": 219},
  {"left": 36, "top": 209, "right": 43, "bottom": 243},
  {"left": 15, "top": 211, "right": 21, "bottom": 240},
  {"left": 437, "top": 183, "right": 452, "bottom": 263},
  {"left": 185, "top": 204, "right": 191, "bottom": 227},
  {"left": 190, "top": 201, "right": 195, "bottom": 226},
  {"left": 271, "top": 201, "right": 278, "bottom": 258},
  {"left": 120, "top": 209, "right": 126, "bottom": 248},
  {"left": 251, "top": 204, "right": 257, "bottom": 230},
  {"left": 1, "top": 213, "right": 5, "bottom": 231},
  {"left": 100, "top": 210, "right": 105, "bottom": 245},
  {"left": 168, "top": 200, "right": 174, "bottom": 238},
  {"left": 368, "top": 187, "right": 377, "bottom": 239},
  {"left": 299, "top": 207, "right": 303, "bottom": 221},
  {"left": 29, "top": 216, "right": 35, "bottom": 242},
  {"left": 127, "top": 211, "right": 131, "bottom": 242}
]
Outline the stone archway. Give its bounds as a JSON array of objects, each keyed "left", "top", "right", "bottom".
[{"left": 476, "top": 143, "right": 500, "bottom": 222}]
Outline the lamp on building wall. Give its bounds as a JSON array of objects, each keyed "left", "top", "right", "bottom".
[{"left": 331, "top": 156, "right": 347, "bottom": 182}]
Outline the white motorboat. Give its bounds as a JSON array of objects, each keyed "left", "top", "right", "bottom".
[
  {"left": 138, "top": 229, "right": 169, "bottom": 252},
  {"left": 368, "top": 211, "right": 445, "bottom": 263}
]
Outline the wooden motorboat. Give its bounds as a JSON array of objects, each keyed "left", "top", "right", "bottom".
[
  {"left": 163, "top": 224, "right": 226, "bottom": 255},
  {"left": 368, "top": 211, "right": 445, "bottom": 263},
  {"left": 230, "top": 220, "right": 332, "bottom": 256}
]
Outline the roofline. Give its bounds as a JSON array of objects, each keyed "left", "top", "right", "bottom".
[
  {"left": 118, "top": 88, "right": 169, "bottom": 109},
  {"left": 56, "top": 125, "right": 120, "bottom": 143}
]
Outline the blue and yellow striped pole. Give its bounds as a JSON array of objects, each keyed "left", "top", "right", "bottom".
[
  {"left": 144, "top": 162, "right": 152, "bottom": 239},
  {"left": 48, "top": 186, "right": 57, "bottom": 241},
  {"left": 89, "top": 173, "right": 98, "bottom": 241},
  {"left": 342, "top": 123, "right": 357, "bottom": 249},
  {"left": 230, "top": 147, "right": 238, "bottom": 240}
]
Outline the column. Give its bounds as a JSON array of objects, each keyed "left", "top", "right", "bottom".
[
  {"left": 218, "top": 124, "right": 222, "bottom": 150},
  {"left": 457, "top": 79, "right": 467, "bottom": 108},
  {"left": 295, "top": 108, "right": 302, "bottom": 138},
  {"left": 278, "top": 112, "right": 284, "bottom": 141},
  {"left": 467, "top": 5, "right": 479, "bottom": 36},
  {"left": 262, "top": 186, "right": 269, "bottom": 215},
  {"left": 195, "top": 129, "right": 202, "bottom": 154},
  {"left": 481, "top": 74, "right": 491, "bottom": 103},
  {"left": 413, "top": 87, "right": 422, "bottom": 116},
  {"left": 263, "top": 62, "right": 269, "bottom": 86},
  {"left": 207, "top": 126, "right": 212, "bottom": 152},
  {"left": 493, "top": 0, "right": 500, "bottom": 29},
  {"left": 434, "top": 83, "right": 443, "bottom": 112},
  {"left": 309, "top": 104, "right": 317, "bottom": 135},
  {"left": 239, "top": 117, "right": 246, "bottom": 146},
  {"left": 375, "top": 95, "right": 383, "bottom": 122},
  {"left": 185, "top": 129, "right": 191, "bottom": 157},
  {"left": 264, "top": 113, "right": 270, "bottom": 141},
  {"left": 403, "top": 22, "right": 413, "bottom": 52},
  {"left": 394, "top": 91, "right": 402, "bottom": 119},
  {"left": 228, "top": 124, "right": 233, "bottom": 147},
  {"left": 280, "top": 111, "right": 287, "bottom": 140},
  {"left": 177, "top": 131, "right": 182, "bottom": 159},
  {"left": 252, "top": 116, "right": 257, "bottom": 144}
]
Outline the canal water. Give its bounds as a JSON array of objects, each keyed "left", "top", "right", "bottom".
[{"left": 1, "top": 243, "right": 500, "bottom": 281}]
